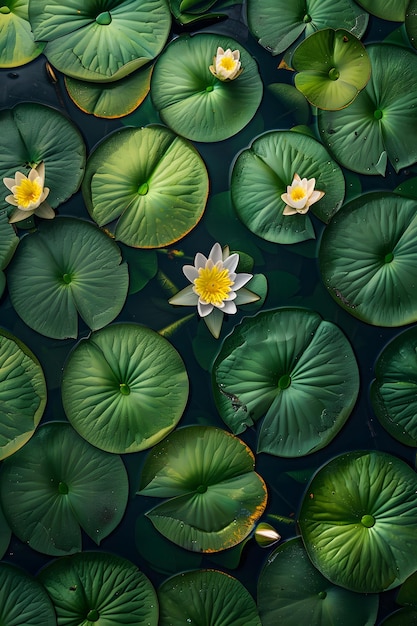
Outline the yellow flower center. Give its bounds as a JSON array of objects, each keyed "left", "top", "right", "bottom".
[
  {"left": 220, "top": 57, "right": 236, "bottom": 71},
  {"left": 15, "top": 178, "right": 42, "bottom": 209},
  {"left": 194, "top": 265, "right": 233, "bottom": 306},
  {"left": 290, "top": 186, "right": 307, "bottom": 202}
]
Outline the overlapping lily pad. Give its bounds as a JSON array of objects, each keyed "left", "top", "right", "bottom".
[
  {"left": 318, "top": 44, "right": 417, "bottom": 175},
  {"left": 212, "top": 308, "right": 359, "bottom": 456},
  {"left": 151, "top": 33, "right": 263, "bottom": 142},
  {"left": 247, "top": 0, "right": 368, "bottom": 55},
  {"left": 138, "top": 425, "right": 267, "bottom": 552},
  {"left": 0, "top": 209, "right": 18, "bottom": 297},
  {"left": 158, "top": 569, "right": 261, "bottom": 625},
  {"left": 231, "top": 130, "right": 345, "bottom": 244},
  {"left": 82, "top": 125, "right": 209, "bottom": 248},
  {"left": 7, "top": 217, "right": 129, "bottom": 339},
  {"left": 257, "top": 538, "right": 379, "bottom": 625},
  {"left": 0, "top": 328, "right": 46, "bottom": 460},
  {"left": 0, "top": 421, "right": 129, "bottom": 556},
  {"left": 29, "top": 0, "right": 171, "bottom": 82},
  {"left": 298, "top": 450, "right": 417, "bottom": 593},
  {"left": 0, "top": 103, "right": 86, "bottom": 214},
  {"left": 62, "top": 323, "right": 189, "bottom": 453},
  {"left": 0, "top": 1, "right": 45, "bottom": 67},
  {"left": 38, "top": 552, "right": 158, "bottom": 625},
  {"left": 355, "top": 0, "right": 408, "bottom": 21},
  {"left": 0, "top": 563, "right": 56, "bottom": 625},
  {"left": 319, "top": 192, "right": 417, "bottom": 327}
]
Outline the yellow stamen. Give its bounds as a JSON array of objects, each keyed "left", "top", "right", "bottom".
[
  {"left": 290, "top": 186, "right": 307, "bottom": 202},
  {"left": 220, "top": 57, "right": 236, "bottom": 71},
  {"left": 194, "top": 265, "right": 233, "bottom": 306},
  {"left": 15, "top": 178, "right": 42, "bottom": 208}
]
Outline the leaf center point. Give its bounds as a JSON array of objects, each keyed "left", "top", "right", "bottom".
[
  {"left": 119, "top": 383, "right": 130, "bottom": 396},
  {"left": 278, "top": 374, "right": 291, "bottom": 390},
  {"left": 58, "top": 481, "right": 69, "bottom": 495},
  {"left": 361, "top": 514, "right": 375, "bottom": 528},
  {"left": 96, "top": 11, "right": 112, "bottom": 25},
  {"left": 328, "top": 67, "right": 340, "bottom": 81}
]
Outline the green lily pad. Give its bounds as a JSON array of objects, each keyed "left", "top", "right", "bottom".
[
  {"left": 298, "top": 450, "right": 417, "bottom": 593},
  {"left": 64, "top": 64, "right": 152, "bottom": 119},
  {"left": 169, "top": 0, "right": 228, "bottom": 24},
  {"left": 82, "top": 125, "right": 209, "bottom": 248},
  {"left": 62, "top": 323, "right": 189, "bottom": 453},
  {"left": 0, "top": 328, "right": 46, "bottom": 460},
  {"left": 267, "top": 83, "right": 311, "bottom": 126},
  {"left": 318, "top": 44, "right": 417, "bottom": 175},
  {"left": 354, "top": 0, "right": 408, "bottom": 21},
  {"left": 406, "top": 0, "right": 417, "bottom": 49},
  {"left": 247, "top": 0, "right": 368, "bottom": 55},
  {"left": 158, "top": 569, "right": 261, "bottom": 625},
  {"left": 120, "top": 245, "right": 157, "bottom": 295},
  {"left": 380, "top": 609, "right": 417, "bottom": 626},
  {"left": 0, "top": 501, "right": 11, "bottom": 560},
  {"left": 231, "top": 130, "right": 345, "bottom": 244},
  {"left": 0, "top": 0, "right": 45, "bottom": 67},
  {"left": 29, "top": 0, "right": 171, "bottom": 82},
  {"left": 212, "top": 308, "right": 359, "bottom": 457},
  {"left": 38, "top": 552, "right": 158, "bottom": 625},
  {"left": 138, "top": 425, "right": 267, "bottom": 552},
  {"left": 0, "top": 562, "right": 56, "bottom": 625},
  {"left": 292, "top": 28, "right": 371, "bottom": 110},
  {"left": 397, "top": 569, "right": 417, "bottom": 608},
  {"left": 0, "top": 421, "right": 129, "bottom": 556},
  {"left": 319, "top": 192, "right": 417, "bottom": 327},
  {"left": 151, "top": 33, "right": 263, "bottom": 142},
  {"left": 0, "top": 102, "right": 86, "bottom": 214},
  {"left": 257, "top": 538, "right": 379, "bottom": 625},
  {"left": 370, "top": 326, "right": 417, "bottom": 446},
  {"left": 0, "top": 209, "right": 18, "bottom": 298},
  {"left": 7, "top": 217, "right": 129, "bottom": 339}
]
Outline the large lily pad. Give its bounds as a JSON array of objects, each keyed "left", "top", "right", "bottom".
[
  {"left": 257, "top": 538, "right": 379, "bottom": 625},
  {"left": 82, "top": 125, "right": 209, "bottom": 248},
  {"left": 231, "top": 130, "right": 345, "bottom": 244},
  {"left": 318, "top": 44, "right": 417, "bottom": 175},
  {"left": 292, "top": 28, "right": 371, "bottom": 110},
  {"left": 38, "top": 552, "right": 158, "bottom": 626},
  {"left": 62, "top": 323, "right": 189, "bottom": 453},
  {"left": 0, "top": 209, "right": 18, "bottom": 298},
  {"left": 7, "top": 217, "right": 129, "bottom": 339},
  {"left": 247, "top": 0, "right": 368, "bottom": 55},
  {"left": 319, "top": 192, "right": 417, "bottom": 327},
  {"left": 158, "top": 569, "right": 261, "bottom": 625},
  {"left": 138, "top": 425, "right": 267, "bottom": 552},
  {"left": 29, "top": 0, "right": 171, "bottom": 82},
  {"left": 0, "top": 563, "right": 56, "bottom": 626},
  {"left": 354, "top": 0, "right": 408, "bottom": 21},
  {"left": 0, "top": 1, "right": 45, "bottom": 67},
  {"left": 0, "top": 102, "right": 86, "bottom": 214},
  {"left": 151, "top": 33, "right": 263, "bottom": 142},
  {"left": 0, "top": 421, "right": 129, "bottom": 556},
  {"left": 212, "top": 308, "right": 359, "bottom": 457},
  {"left": 370, "top": 326, "right": 417, "bottom": 446},
  {"left": 298, "top": 450, "right": 417, "bottom": 593},
  {"left": 0, "top": 328, "right": 46, "bottom": 460}
]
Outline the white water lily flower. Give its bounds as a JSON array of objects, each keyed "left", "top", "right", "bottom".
[
  {"left": 281, "top": 173, "right": 325, "bottom": 216},
  {"left": 3, "top": 162, "right": 55, "bottom": 224},
  {"left": 209, "top": 47, "right": 243, "bottom": 82},
  {"left": 169, "top": 242, "right": 259, "bottom": 338}
]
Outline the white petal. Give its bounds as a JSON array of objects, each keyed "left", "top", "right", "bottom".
[
  {"left": 194, "top": 252, "right": 207, "bottom": 269},
  {"left": 35, "top": 161, "right": 45, "bottom": 185},
  {"left": 15, "top": 171, "right": 26, "bottom": 184},
  {"left": 216, "top": 47, "right": 225, "bottom": 56},
  {"left": 232, "top": 49, "right": 240, "bottom": 60},
  {"left": 235, "top": 287, "right": 260, "bottom": 305},
  {"left": 283, "top": 205, "right": 298, "bottom": 216},
  {"left": 293, "top": 173, "right": 301, "bottom": 183},
  {"left": 41, "top": 187, "right": 50, "bottom": 202},
  {"left": 296, "top": 206, "right": 310, "bottom": 214},
  {"left": 233, "top": 273, "right": 253, "bottom": 290},
  {"left": 204, "top": 308, "right": 224, "bottom": 338},
  {"left": 223, "top": 252, "right": 239, "bottom": 274},
  {"left": 209, "top": 242, "right": 223, "bottom": 264},
  {"left": 5, "top": 195, "right": 17, "bottom": 206},
  {"left": 35, "top": 202, "right": 55, "bottom": 219},
  {"left": 9, "top": 208, "right": 34, "bottom": 223},
  {"left": 169, "top": 285, "right": 198, "bottom": 306},
  {"left": 183, "top": 264, "right": 199, "bottom": 283},
  {"left": 308, "top": 190, "right": 325, "bottom": 206},
  {"left": 3, "top": 177, "right": 16, "bottom": 191},
  {"left": 306, "top": 177, "right": 316, "bottom": 196},
  {"left": 197, "top": 301, "right": 214, "bottom": 317},
  {"left": 288, "top": 196, "right": 307, "bottom": 210},
  {"left": 222, "top": 300, "right": 237, "bottom": 315}
]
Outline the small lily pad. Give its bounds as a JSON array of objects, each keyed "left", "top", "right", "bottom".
[
  {"left": 0, "top": 1, "right": 45, "bottom": 67},
  {"left": 0, "top": 563, "right": 56, "bottom": 625}
]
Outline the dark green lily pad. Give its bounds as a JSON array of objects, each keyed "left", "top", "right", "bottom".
[
  {"left": 319, "top": 192, "right": 417, "bottom": 327},
  {"left": 158, "top": 569, "right": 261, "bottom": 625},
  {"left": 0, "top": 102, "right": 85, "bottom": 214},
  {"left": 82, "top": 125, "right": 209, "bottom": 248},
  {"left": 0, "top": 422, "right": 129, "bottom": 556},
  {"left": 0, "top": 328, "right": 46, "bottom": 460},
  {"left": 380, "top": 609, "right": 417, "bottom": 626},
  {"left": 371, "top": 326, "right": 417, "bottom": 446},
  {"left": 406, "top": 0, "right": 417, "bottom": 49},
  {"left": 318, "top": 44, "right": 417, "bottom": 175},
  {"left": 64, "top": 65, "right": 152, "bottom": 119},
  {"left": 38, "top": 552, "right": 158, "bottom": 626},
  {"left": 0, "top": 501, "right": 11, "bottom": 560},
  {"left": 0, "top": 209, "right": 18, "bottom": 298},
  {"left": 169, "top": 0, "right": 229, "bottom": 24},
  {"left": 397, "top": 569, "right": 417, "bottom": 607},
  {"left": 354, "top": 0, "right": 408, "bottom": 21},
  {"left": 212, "top": 308, "right": 359, "bottom": 457},
  {"left": 292, "top": 28, "right": 371, "bottom": 110},
  {"left": 0, "top": 1, "right": 45, "bottom": 67},
  {"left": 7, "top": 217, "right": 128, "bottom": 339},
  {"left": 298, "top": 450, "right": 417, "bottom": 592},
  {"left": 62, "top": 323, "right": 189, "bottom": 453},
  {"left": 29, "top": 0, "right": 171, "bottom": 82},
  {"left": 0, "top": 563, "right": 56, "bottom": 625},
  {"left": 247, "top": 0, "right": 368, "bottom": 55},
  {"left": 138, "top": 425, "right": 267, "bottom": 552},
  {"left": 231, "top": 130, "right": 345, "bottom": 244},
  {"left": 151, "top": 33, "right": 263, "bottom": 142},
  {"left": 258, "top": 538, "right": 379, "bottom": 625}
]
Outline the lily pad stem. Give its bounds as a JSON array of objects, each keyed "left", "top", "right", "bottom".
[{"left": 158, "top": 314, "right": 195, "bottom": 338}]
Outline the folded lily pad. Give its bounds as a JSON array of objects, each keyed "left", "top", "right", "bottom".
[
  {"left": 0, "top": 563, "right": 56, "bottom": 625},
  {"left": 82, "top": 125, "right": 209, "bottom": 248},
  {"left": 7, "top": 217, "right": 129, "bottom": 339},
  {"left": 151, "top": 33, "right": 263, "bottom": 142},
  {"left": 212, "top": 308, "right": 359, "bottom": 457},
  {"left": 62, "top": 323, "right": 189, "bottom": 453},
  {"left": 0, "top": 422, "right": 129, "bottom": 556},
  {"left": 0, "top": 1, "right": 45, "bottom": 67},
  {"left": 298, "top": 450, "right": 417, "bottom": 592},
  {"left": 138, "top": 425, "right": 267, "bottom": 552},
  {"left": 38, "top": 552, "right": 158, "bottom": 625}
]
